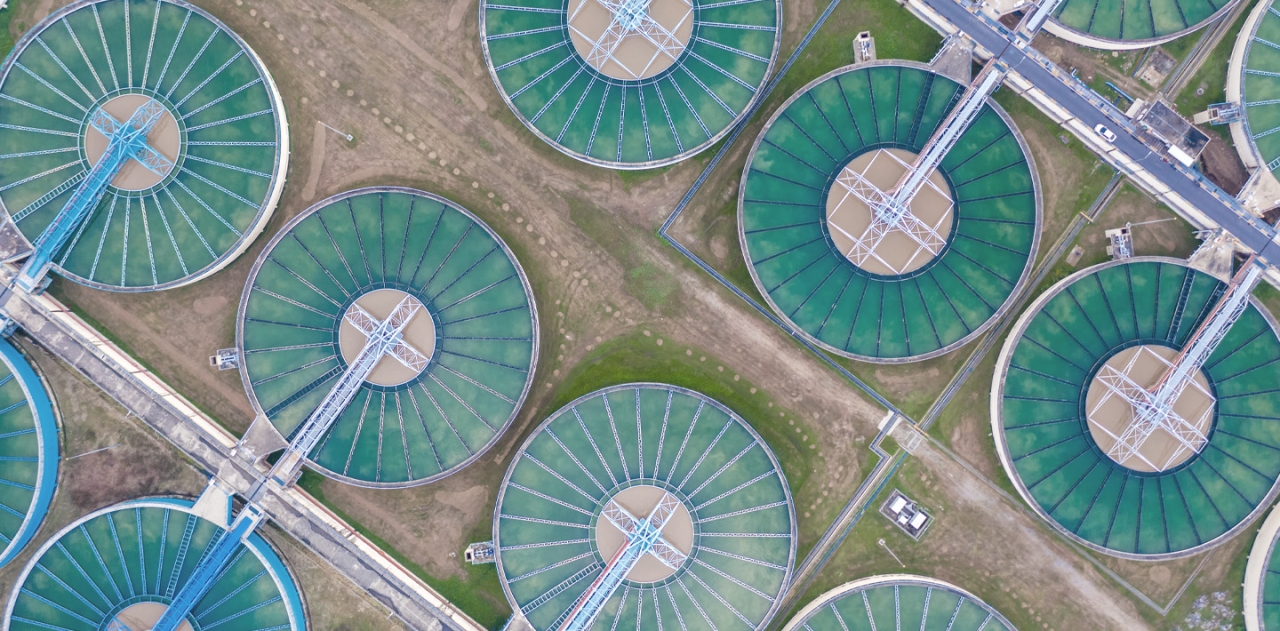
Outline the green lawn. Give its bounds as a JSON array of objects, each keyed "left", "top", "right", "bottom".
[
  {"left": 1174, "top": 0, "right": 1261, "bottom": 127},
  {"left": 0, "top": 1, "right": 24, "bottom": 60}
]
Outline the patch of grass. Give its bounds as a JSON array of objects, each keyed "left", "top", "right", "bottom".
[
  {"left": 1150, "top": 535, "right": 1250, "bottom": 630},
  {"left": 771, "top": 0, "right": 942, "bottom": 101},
  {"left": 1160, "top": 33, "right": 1200, "bottom": 64},
  {"left": 625, "top": 262, "right": 681, "bottom": 313},
  {"left": 924, "top": 327, "right": 1020, "bottom": 499},
  {"left": 1037, "top": 183, "right": 1199, "bottom": 291},
  {"left": 564, "top": 193, "right": 685, "bottom": 315},
  {"left": 1257, "top": 280, "right": 1280, "bottom": 317},
  {"left": 0, "top": 2, "right": 25, "bottom": 60},
  {"left": 1174, "top": 0, "right": 1260, "bottom": 118},
  {"left": 297, "top": 471, "right": 512, "bottom": 629},
  {"left": 877, "top": 434, "right": 900, "bottom": 456},
  {"left": 618, "top": 164, "right": 673, "bottom": 191},
  {"left": 545, "top": 330, "right": 859, "bottom": 554},
  {"left": 1099, "top": 49, "right": 1141, "bottom": 76}
]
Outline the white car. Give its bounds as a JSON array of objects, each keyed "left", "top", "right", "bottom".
[{"left": 1094, "top": 123, "right": 1118, "bottom": 143}]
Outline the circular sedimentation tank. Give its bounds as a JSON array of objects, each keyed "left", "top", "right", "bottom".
[
  {"left": 0, "top": 0, "right": 288, "bottom": 291},
  {"left": 781, "top": 575, "right": 1014, "bottom": 631},
  {"left": 1245, "top": 506, "right": 1280, "bottom": 631},
  {"left": 238, "top": 187, "right": 538, "bottom": 487},
  {"left": 479, "top": 0, "right": 780, "bottom": 168},
  {"left": 993, "top": 257, "right": 1280, "bottom": 559},
  {"left": 739, "top": 62, "right": 1040, "bottom": 363},
  {"left": 494, "top": 383, "right": 795, "bottom": 630},
  {"left": 1230, "top": 0, "right": 1280, "bottom": 182},
  {"left": 1045, "top": 0, "right": 1241, "bottom": 49},
  {"left": 0, "top": 339, "right": 58, "bottom": 571},
  {"left": 4, "top": 498, "right": 306, "bottom": 630}
]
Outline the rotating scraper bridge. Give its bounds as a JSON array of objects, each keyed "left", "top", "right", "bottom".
[
  {"left": 495, "top": 384, "right": 796, "bottom": 631},
  {"left": 238, "top": 187, "right": 539, "bottom": 488},
  {"left": 739, "top": 61, "right": 1040, "bottom": 363},
  {"left": 0, "top": 0, "right": 288, "bottom": 292}
]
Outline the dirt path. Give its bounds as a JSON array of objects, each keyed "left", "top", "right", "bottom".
[
  {"left": 31, "top": 0, "right": 56, "bottom": 22},
  {"left": 68, "top": 284, "right": 254, "bottom": 420},
  {"left": 302, "top": 120, "right": 327, "bottom": 201},
  {"left": 446, "top": 0, "right": 470, "bottom": 31},
  {"left": 344, "top": 0, "right": 489, "bottom": 112},
  {"left": 912, "top": 440, "right": 1155, "bottom": 630}
]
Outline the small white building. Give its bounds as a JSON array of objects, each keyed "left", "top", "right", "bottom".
[{"left": 879, "top": 489, "right": 933, "bottom": 540}]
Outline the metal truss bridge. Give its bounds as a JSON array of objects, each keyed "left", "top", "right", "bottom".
[
  {"left": 112, "top": 294, "right": 430, "bottom": 630},
  {"left": 556, "top": 491, "right": 688, "bottom": 631},
  {"left": 15, "top": 99, "right": 173, "bottom": 293},
  {"left": 1090, "top": 258, "right": 1263, "bottom": 471}
]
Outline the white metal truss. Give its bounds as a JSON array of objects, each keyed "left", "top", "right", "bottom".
[
  {"left": 559, "top": 490, "right": 689, "bottom": 631},
  {"left": 88, "top": 99, "right": 174, "bottom": 176},
  {"left": 829, "top": 64, "right": 1006, "bottom": 273},
  {"left": 269, "top": 295, "right": 428, "bottom": 484},
  {"left": 345, "top": 302, "right": 430, "bottom": 372},
  {"left": 568, "top": 0, "right": 692, "bottom": 80},
  {"left": 829, "top": 150, "right": 950, "bottom": 274},
  {"left": 1088, "top": 347, "right": 1213, "bottom": 471},
  {"left": 1089, "top": 259, "right": 1263, "bottom": 471}
]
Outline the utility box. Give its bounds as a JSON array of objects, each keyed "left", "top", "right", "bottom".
[
  {"left": 209, "top": 348, "right": 239, "bottom": 370},
  {"left": 465, "top": 541, "right": 496, "bottom": 564},
  {"left": 879, "top": 489, "right": 932, "bottom": 540},
  {"left": 854, "top": 32, "right": 876, "bottom": 64}
]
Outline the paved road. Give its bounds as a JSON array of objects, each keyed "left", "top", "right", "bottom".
[{"left": 924, "top": 0, "right": 1280, "bottom": 262}]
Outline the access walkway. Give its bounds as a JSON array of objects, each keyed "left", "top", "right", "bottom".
[
  {"left": 0, "top": 275, "right": 479, "bottom": 631},
  {"left": 912, "top": 0, "right": 1280, "bottom": 267}
]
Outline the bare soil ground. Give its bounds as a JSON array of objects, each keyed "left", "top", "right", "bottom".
[
  {"left": 1033, "top": 32, "right": 1154, "bottom": 99},
  {"left": 1136, "top": 48, "right": 1177, "bottom": 86},
  {"left": 1199, "top": 132, "right": 1250, "bottom": 194}
]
